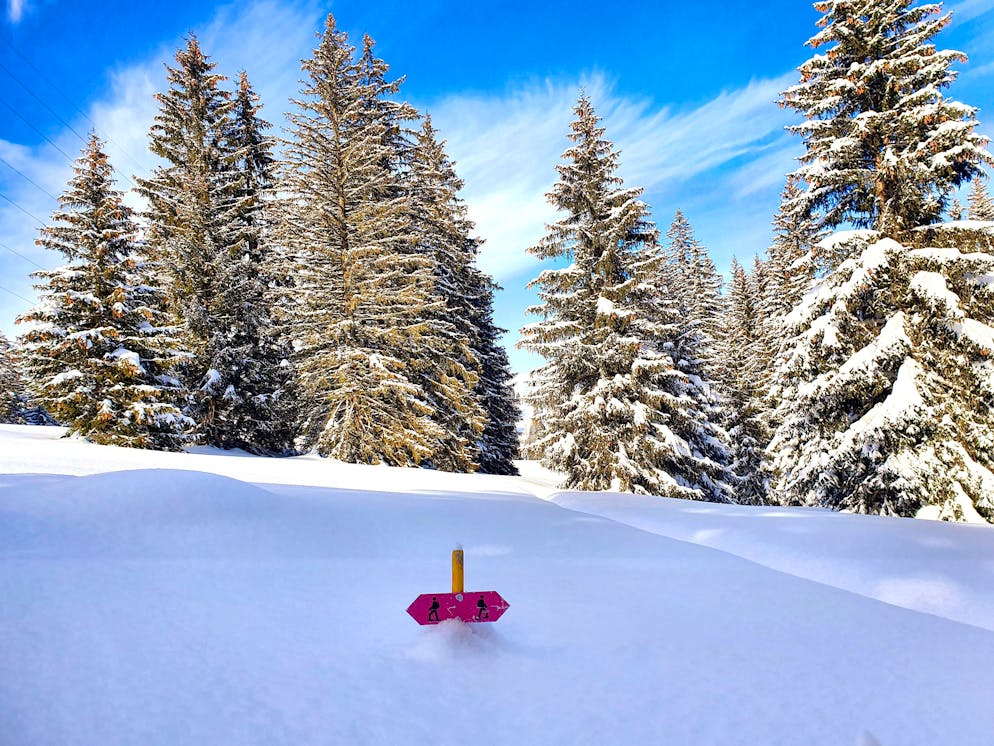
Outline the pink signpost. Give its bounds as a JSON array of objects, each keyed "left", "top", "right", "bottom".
[
  {"left": 407, "top": 548, "right": 510, "bottom": 625},
  {"left": 407, "top": 590, "right": 510, "bottom": 625}
]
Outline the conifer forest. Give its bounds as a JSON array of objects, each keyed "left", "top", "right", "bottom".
[{"left": 3, "top": 1, "right": 994, "bottom": 523}]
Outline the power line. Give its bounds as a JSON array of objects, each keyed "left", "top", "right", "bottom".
[
  {"left": 0, "top": 52, "right": 144, "bottom": 188},
  {"left": 0, "top": 58, "right": 90, "bottom": 146},
  {"left": 0, "top": 155, "right": 61, "bottom": 202},
  {"left": 0, "top": 281, "right": 34, "bottom": 305},
  {"left": 3, "top": 45, "right": 152, "bottom": 178},
  {"left": 0, "top": 191, "right": 46, "bottom": 226},
  {"left": 0, "top": 95, "right": 142, "bottom": 193},
  {"left": 0, "top": 239, "right": 45, "bottom": 270},
  {"left": 0, "top": 96, "right": 79, "bottom": 165}
]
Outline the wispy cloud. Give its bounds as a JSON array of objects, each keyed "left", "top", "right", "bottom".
[
  {"left": 89, "top": 0, "right": 325, "bottom": 194},
  {"left": 427, "top": 72, "right": 797, "bottom": 282},
  {"left": 422, "top": 72, "right": 799, "bottom": 374},
  {"left": 0, "top": 0, "right": 324, "bottom": 336},
  {"left": 949, "top": 0, "right": 994, "bottom": 27},
  {"left": 6, "top": 0, "right": 25, "bottom": 24},
  {"left": 1, "top": 0, "right": 800, "bottom": 368},
  {"left": 725, "top": 144, "right": 800, "bottom": 200}
]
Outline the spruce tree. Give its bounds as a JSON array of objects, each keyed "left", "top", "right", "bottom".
[
  {"left": 404, "top": 116, "right": 487, "bottom": 471},
  {"left": 758, "top": 179, "right": 822, "bottom": 435},
  {"left": 0, "top": 332, "right": 31, "bottom": 424},
  {"left": 277, "top": 16, "right": 451, "bottom": 465},
  {"left": 214, "top": 70, "right": 297, "bottom": 453},
  {"left": 768, "top": 232, "right": 994, "bottom": 521},
  {"left": 139, "top": 39, "right": 288, "bottom": 453},
  {"left": 663, "top": 211, "right": 725, "bottom": 371},
  {"left": 471, "top": 277, "right": 522, "bottom": 475},
  {"left": 139, "top": 35, "right": 233, "bottom": 360},
  {"left": 763, "top": 179, "right": 820, "bottom": 323},
  {"left": 521, "top": 95, "right": 732, "bottom": 499},
  {"left": 780, "top": 0, "right": 992, "bottom": 237},
  {"left": 17, "top": 135, "right": 191, "bottom": 449},
  {"left": 649, "top": 217, "right": 735, "bottom": 501},
  {"left": 769, "top": 0, "right": 994, "bottom": 522},
  {"left": 722, "top": 258, "right": 770, "bottom": 504},
  {"left": 968, "top": 177, "right": 994, "bottom": 221},
  {"left": 659, "top": 213, "right": 733, "bottom": 468},
  {"left": 407, "top": 116, "right": 519, "bottom": 473}
]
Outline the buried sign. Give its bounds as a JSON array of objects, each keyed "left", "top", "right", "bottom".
[{"left": 406, "top": 549, "right": 509, "bottom": 625}]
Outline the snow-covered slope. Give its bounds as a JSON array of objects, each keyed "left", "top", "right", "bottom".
[
  {"left": 552, "top": 490, "right": 994, "bottom": 632},
  {"left": 1, "top": 425, "right": 992, "bottom": 745}
]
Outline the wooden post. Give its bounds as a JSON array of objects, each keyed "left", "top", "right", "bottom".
[{"left": 452, "top": 548, "right": 464, "bottom": 595}]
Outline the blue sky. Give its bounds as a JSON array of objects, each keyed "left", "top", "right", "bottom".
[{"left": 2, "top": 0, "right": 993, "bottom": 374}]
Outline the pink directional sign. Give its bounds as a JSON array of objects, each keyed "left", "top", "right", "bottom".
[{"left": 407, "top": 591, "right": 509, "bottom": 625}]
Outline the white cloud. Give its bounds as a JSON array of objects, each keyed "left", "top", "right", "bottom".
[
  {"left": 726, "top": 144, "right": 800, "bottom": 200},
  {"left": 427, "top": 72, "right": 797, "bottom": 283},
  {"left": 422, "top": 73, "right": 802, "bottom": 374},
  {"left": 0, "top": 0, "right": 325, "bottom": 337},
  {"left": 87, "top": 0, "right": 324, "bottom": 204},
  {"left": 949, "top": 0, "right": 994, "bottom": 26},
  {"left": 7, "top": 0, "right": 25, "bottom": 23},
  {"left": 1, "top": 0, "right": 801, "bottom": 368}
]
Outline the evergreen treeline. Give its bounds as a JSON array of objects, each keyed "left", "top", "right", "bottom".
[
  {"left": 4, "top": 3, "right": 993, "bottom": 521},
  {"left": 9, "top": 18, "right": 519, "bottom": 474},
  {"left": 520, "top": 96, "right": 732, "bottom": 499},
  {"left": 522, "top": 0, "right": 994, "bottom": 521}
]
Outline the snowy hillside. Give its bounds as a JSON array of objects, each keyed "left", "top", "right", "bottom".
[{"left": 1, "top": 424, "right": 993, "bottom": 745}]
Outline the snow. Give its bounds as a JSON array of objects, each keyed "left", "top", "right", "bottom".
[
  {"left": 908, "top": 270, "right": 961, "bottom": 314},
  {"left": 952, "top": 317, "right": 994, "bottom": 353},
  {"left": 836, "top": 312, "right": 910, "bottom": 380},
  {"left": 108, "top": 346, "right": 146, "bottom": 374},
  {"left": 48, "top": 369, "right": 84, "bottom": 386},
  {"left": 914, "top": 220, "right": 994, "bottom": 234},
  {"left": 814, "top": 229, "right": 879, "bottom": 252},
  {"left": 833, "top": 357, "right": 927, "bottom": 461},
  {"left": 1, "top": 425, "right": 993, "bottom": 745},
  {"left": 201, "top": 368, "right": 222, "bottom": 389}
]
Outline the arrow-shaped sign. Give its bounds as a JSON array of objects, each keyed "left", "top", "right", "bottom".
[
  {"left": 407, "top": 548, "right": 510, "bottom": 625},
  {"left": 407, "top": 591, "right": 510, "bottom": 625}
]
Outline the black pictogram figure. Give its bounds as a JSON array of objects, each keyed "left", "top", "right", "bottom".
[
  {"left": 428, "top": 596, "right": 440, "bottom": 622},
  {"left": 476, "top": 595, "right": 489, "bottom": 620}
]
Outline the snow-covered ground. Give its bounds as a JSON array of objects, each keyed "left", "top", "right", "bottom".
[{"left": 1, "top": 425, "right": 992, "bottom": 745}]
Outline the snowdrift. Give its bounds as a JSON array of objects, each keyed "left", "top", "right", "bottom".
[{"left": 1, "top": 425, "right": 992, "bottom": 745}]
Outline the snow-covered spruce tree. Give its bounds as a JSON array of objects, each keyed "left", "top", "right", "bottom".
[
  {"left": 139, "top": 39, "right": 288, "bottom": 454},
  {"left": 969, "top": 177, "right": 994, "bottom": 221},
  {"left": 780, "top": 0, "right": 992, "bottom": 237},
  {"left": 663, "top": 210, "right": 725, "bottom": 372},
  {"left": 750, "top": 253, "right": 773, "bottom": 357},
  {"left": 17, "top": 135, "right": 191, "bottom": 449},
  {"left": 407, "top": 116, "right": 519, "bottom": 473},
  {"left": 768, "top": 1, "right": 994, "bottom": 521},
  {"left": 472, "top": 286, "right": 522, "bottom": 474},
  {"left": 657, "top": 213, "right": 734, "bottom": 482},
  {"left": 758, "top": 179, "right": 821, "bottom": 436},
  {"left": 520, "top": 95, "right": 732, "bottom": 499},
  {"left": 763, "top": 178, "right": 820, "bottom": 325},
  {"left": 0, "top": 331, "right": 32, "bottom": 423},
  {"left": 768, "top": 231, "right": 994, "bottom": 521},
  {"left": 138, "top": 36, "right": 230, "bottom": 391},
  {"left": 277, "top": 17, "right": 454, "bottom": 465},
  {"left": 212, "top": 70, "right": 297, "bottom": 453},
  {"left": 402, "top": 116, "right": 486, "bottom": 472},
  {"left": 721, "top": 258, "right": 770, "bottom": 504},
  {"left": 648, "top": 217, "right": 735, "bottom": 500}
]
